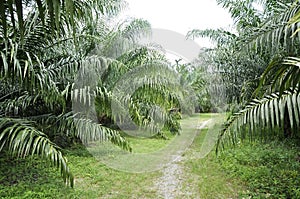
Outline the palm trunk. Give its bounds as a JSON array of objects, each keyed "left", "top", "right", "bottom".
[{"left": 284, "top": 106, "right": 292, "bottom": 138}]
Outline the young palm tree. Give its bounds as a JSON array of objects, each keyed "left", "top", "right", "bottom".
[
  {"left": 215, "top": 0, "right": 300, "bottom": 152},
  {"left": 1, "top": 0, "right": 190, "bottom": 186},
  {"left": 92, "top": 31, "right": 189, "bottom": 137},
  {"left": 0, "top": 0, "right": 133, "bottom": 187},
  {"left": 188, "top": 0, "right": 300, "bottom": 152}
]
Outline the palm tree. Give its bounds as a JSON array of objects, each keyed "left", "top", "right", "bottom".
[
  {"left": 215, "top": 0, "right": 300, "bottom": 152},
  {"left": 1, "top": 0, "right": 190, "bottom": 186},
  {"left": 188, "top": 0, "right": 300, "bottom": 152},
  {"left": 0, "top": 0, "right": 133, "bottom": 187}
]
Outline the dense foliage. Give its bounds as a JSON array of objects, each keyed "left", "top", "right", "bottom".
[
  {"left": 188, "top": 0, "right": 300, "bottom": 150},
  {"left": 0, "top": 0, "right": 195, "bottom": 186},
  {"left": 2, "top": 0, "right": 299, "bottom": 196}
]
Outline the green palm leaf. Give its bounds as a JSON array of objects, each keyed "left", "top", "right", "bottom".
[
  {"left": 241, "top": 3, "right": 300, "bottom": 53},
  {"left": 0, "top": 117, "right": 74, "bottom": 187},
  {"left": 0, "top": 0, "right": 127, "bottom": 40},
  {"left": 257, "top": 57, "right": 300, "bottom": 95},
  {"left": 186, "top": 28, "right": 237, "bottom": 46},
  {"left": 47, "top": 113, "right": 132, "bottom": 152},
  {"left": 217, "top": 88, "right": 300, "bottom": 153}
]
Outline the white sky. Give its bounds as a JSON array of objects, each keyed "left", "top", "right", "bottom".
[{"left": 122, "top": 0, "right": 234, "bottom": 47}]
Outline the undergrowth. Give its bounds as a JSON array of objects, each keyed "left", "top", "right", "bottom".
[{"left": 219, "top": 140, "right": 300, "bottom": 198}]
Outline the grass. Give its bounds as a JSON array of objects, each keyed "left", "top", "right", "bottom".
[
  {"left": 1, "top": 113, "right": 298, "bottom": 198},
  {"left": 0, "top": 113, "right": 214, "bottom": 198},
  {"left": 0, "top": 145, "right": 160, "bottom": 199},
  {"left": 218, "top": 140, "right": 300, "bottom": 198},
  {"left": 85, "top": 113, "right": 210, "bottom": 173},
  {"left": 0, "top": 113, "right": 244, "bottom": 198},
  {"left": 126, "top": 131, "right": 175, "bottom": 153},
  {"left": 181, "top": 114, "right": 246, "bottom": 199}
]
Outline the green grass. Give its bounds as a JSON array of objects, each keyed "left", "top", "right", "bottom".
[
  {"left": 181, "top": 116, "right": 246, "bottom": 199},
  {"left": 219, "top": 140, "right": 300, "bottom": 198},
  {"left": 0, "top": 145, "right": 160, "bottom": 199},
  {"left": 112, "top": 112, "right": 212, "bottom": 154},
  {"left": 126, "top": 131, "right": 175, "bottom": 153},
  {"left": 0, "top": 113, "right": 242, "bottom": 199},
  {"left": 0, "top": 154, "right": 74, "bottom": 199},
  {"left": 2, "top": 113, "right": 298, "bottom": 198},
  {"left": 85, "top": 113, "right": 209, "bottom": 173},
  {"left": 0, "top": 113, "right": 211, "bottom": 198}
]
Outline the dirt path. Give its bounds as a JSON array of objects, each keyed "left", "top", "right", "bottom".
[
  {"left": 155, "top": 155, "right": 184, "bottom": 199},
  {"left": 154, "top": 119, "right": 211, "bottom": 199}
]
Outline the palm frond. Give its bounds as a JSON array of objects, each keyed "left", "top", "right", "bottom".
[
  {"left": 217, "top": 88, "right": 300, "bottom": 153},
  {"left": 0, "top": 117, "right": 74, "bottom": 187},
  {"left": 186, "top": 28, "right": 237, "bottom": 46},
  {"left": 241, "top": 78, "right": 260, "bottom": 102},
  {"left": 216, "top": 0, "right": 263, "bottom": 28},
  {"left": 74, "top": 118, "right": 131, "bottom": 151},
  {"left": 241, "top": 3, "right": 300, "bottom": 53},
  {"left": 121, "top": 18, "right": 151, "bottom": 41},
  {"left": 258, "top": 57, "right": 300, "bottom": 95},
  {"left": 0, "top": 0, "right": 126, "bottom": 40},
  {"left": 41, "top": 112, "right": 132, "bottom": 151},
  {"left": 94, "top": 18, "right": 152, "bottom": 59},
  {"left": 0, "top": 91, "right": 39, "bottom": 116}
]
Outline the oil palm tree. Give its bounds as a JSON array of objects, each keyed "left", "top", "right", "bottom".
[
  {"left": 214, "top": 0, "right": 300, "bottom": 152},
  {"left": 0, "top": 0, "right": 135, "bottom": 187},
  {"left": 188, "top": 0, "right": 300, "bottom": 151},
  {"left": 1, "top": 0, "right": 189, "bottom": 186}
]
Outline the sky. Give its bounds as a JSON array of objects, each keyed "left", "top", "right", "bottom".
[{"left": 122, "top": 0, "right": 234, "bottom": 48}]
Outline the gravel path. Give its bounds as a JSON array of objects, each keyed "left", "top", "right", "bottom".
[{"left": 154, "top": 120, "right": 211, "bottom": 199}]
